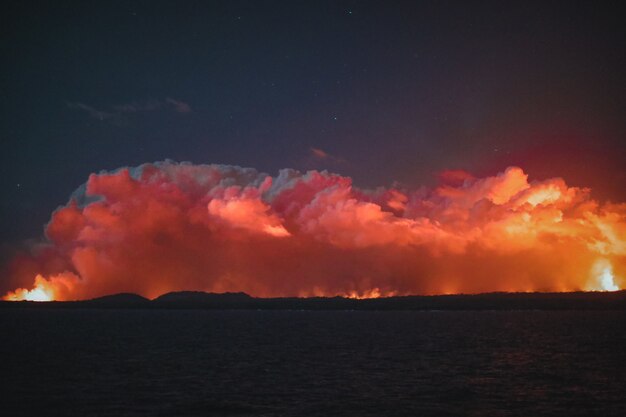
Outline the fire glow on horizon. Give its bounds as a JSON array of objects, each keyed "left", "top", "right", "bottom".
[{"left": 2, "top": 161, "right": 625, "bottom": 301}]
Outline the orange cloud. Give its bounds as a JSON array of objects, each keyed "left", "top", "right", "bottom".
[
  {"left": 208, "top": 195, "right": 290, "bottom": 237},
  {"left": 2, "top": 161, "right": 624, "bottom": 301}
]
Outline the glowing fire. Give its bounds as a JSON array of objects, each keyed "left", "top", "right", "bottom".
[
  {"left": 586, "top": 259, "right": 620, "bottom": 292},
  {"left": 345, "top": 288, "right": 398, "bottom": 299},
  {"left": 2, "top": 273, "right": 80, "bottom": 302},
  {"left": 3, "top": 275, "right": 55, "bottom": 301}
]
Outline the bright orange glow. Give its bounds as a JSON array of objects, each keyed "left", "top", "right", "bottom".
[
  {"left": 2, "top": 162, "right": 625, "bottom": 301},
  {"left": 3, "top": 279, "right": 53, "bottom": 301},
  {"left": 586, "top": 259, "right": 621, "bottom": 292},
  {"left": 345, "top": 288, "right": 398, "bottom": 299},
  {"left": 2, "top": 273, "right": 80, "bottom": 302}
]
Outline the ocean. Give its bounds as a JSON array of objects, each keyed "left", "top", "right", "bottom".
[{"left": 1, "top": 309, "right": 625, "bottom": 416}]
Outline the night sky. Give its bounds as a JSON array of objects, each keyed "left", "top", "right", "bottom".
[{"left": 2, "top": 0, "right": 625, "bottom": 249}]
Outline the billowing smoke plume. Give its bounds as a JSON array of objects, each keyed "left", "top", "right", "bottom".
[{"left": 3, "top": 161, "right": 625, "bottom": 300}]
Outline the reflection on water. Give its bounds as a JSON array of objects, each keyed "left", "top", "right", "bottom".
[{"left": 1, "top": 310, "right": 625, "bottom": 416}]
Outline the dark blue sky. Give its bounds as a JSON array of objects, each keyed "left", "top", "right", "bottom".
[{"left": 2, "top": 1, "right": 625, "bottom": 245}]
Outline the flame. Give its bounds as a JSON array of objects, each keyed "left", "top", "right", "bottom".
[
  {"left": 345, "top": 288, "right": 398, "bottom": 299},
  {"left": 586, "top": 259, "right": 620, "bottom": 292},
  {"left": 3, "top": 275, "right": 55, "bottom": 301},
  {"left": 2, "top": 273, "right": 80, "bottom": 301}
]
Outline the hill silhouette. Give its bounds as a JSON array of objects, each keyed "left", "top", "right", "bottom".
[
  {"left": 154, "top": 291, "right": 253, "bottom": 308},
  {"left": 87, "top": 293, "right": 150, "bottom": 306}
]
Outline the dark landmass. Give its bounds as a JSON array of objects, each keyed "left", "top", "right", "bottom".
[
  {"left": 83, "top": 293, "right": 151, "bottom": 307},
  {"left": 2, "top": 290, "right": 626, "bottom": 310},
  {"left": 154, "top": 291, "right": 254, "bottom": 308}
]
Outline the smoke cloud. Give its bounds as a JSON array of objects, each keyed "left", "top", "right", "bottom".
[{"left": 3, "top": 161, "right": 625, "bottom": 301}]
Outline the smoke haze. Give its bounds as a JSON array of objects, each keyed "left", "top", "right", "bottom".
[{"left": 3, "top": 161, "right": 625, "bottom": 300}]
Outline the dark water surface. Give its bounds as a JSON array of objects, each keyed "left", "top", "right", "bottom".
[{"left": 1, "top": 309, "right": 625, "bottom": 416}]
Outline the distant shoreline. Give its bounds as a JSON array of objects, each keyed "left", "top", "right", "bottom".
[{"left": 2, "top": 290, "right": 626, "bottom": 311}]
